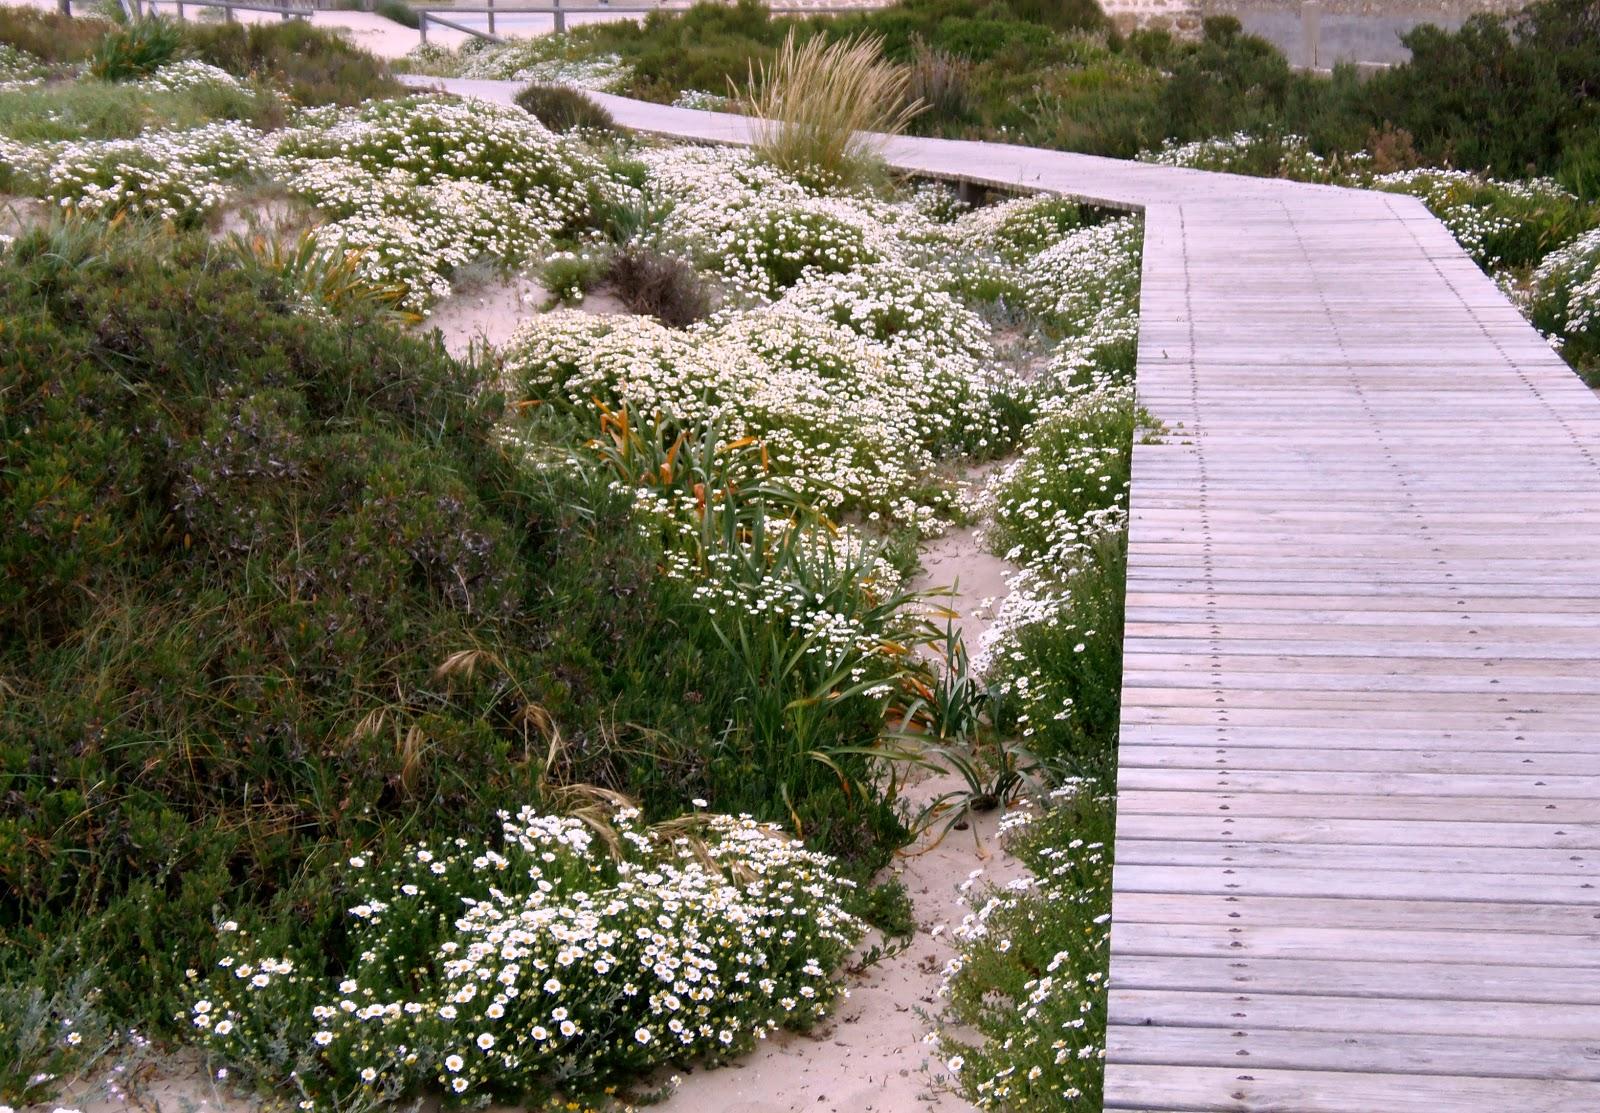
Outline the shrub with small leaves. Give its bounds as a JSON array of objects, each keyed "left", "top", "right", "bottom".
[
  {"left": 514, "top": 81, "right": 616, "bottom": 133},
  {"left": 89, "top": 15, "right": 185, "bottom": 81}
]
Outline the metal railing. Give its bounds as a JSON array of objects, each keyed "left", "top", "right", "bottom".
[
  {"left": 120, "top": 0, "right": 317, "bottom": 21},
  {"left": 416, "top": 1, "right": 881, "bottom": 42}
]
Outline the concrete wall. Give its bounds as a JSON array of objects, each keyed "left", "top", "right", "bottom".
[{"left": 1099, "top": 0, "right": 1524, "bottom": 66}]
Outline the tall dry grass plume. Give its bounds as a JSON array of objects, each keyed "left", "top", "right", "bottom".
[{"left": 741, "top": 30, "right": 923, "bottom": 189}]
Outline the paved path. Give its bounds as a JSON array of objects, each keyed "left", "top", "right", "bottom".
[{"left": 418, "top": 77, "right": 1600, "bottom": 1110}]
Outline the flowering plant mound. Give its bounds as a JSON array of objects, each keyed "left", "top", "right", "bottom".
[
  {"left": 30, "top": 121, "right": 264, "bottom": 226},
  {"left": 503, "top": 302, "right": 983, "bottom": 522},
  {"left": 278, "top": 95, "right": 610, "bottom": 231},
  {"left": 0, "top": 41, "right": 45, "bottom": 91},
  {"left": 406, "top": 38, "right": 633, "bottom": 91},
  {"left": 1529, "top": 227, "right": 1600, "bottom": 372},
  {"left": 191, "top": 806, "right": 862, "bottom": 1107},
  {"left": 1372, "top": 168, "right": 1595, "bottom": 271},
  {"left": 935, "top": 790, "right": 1113, "bottom": 1109},
  {"left": 138, "top": 59, "right": 247, "bottom": 93},
  {"left": 697, "top": 198, "right": 885, "bottom": 302},
  {"left": 954, "top": 194, "right": 1090, "bottom": 265},
  {"left": 273, "top": 96, "right": 628, "bottom": 309},
  {"left": 1138, "top": 131, "right": 1348, "bottom": 183}
]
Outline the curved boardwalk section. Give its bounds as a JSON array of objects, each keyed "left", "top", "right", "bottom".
[{"left": 423, "top": 78, "right": 1600, "bottom": 1110}]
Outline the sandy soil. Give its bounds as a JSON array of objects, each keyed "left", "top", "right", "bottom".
[
  {"left": 0, "top": 194, "right": 45, "bottom": 241},
  {"left": 422, "top": 274, "right": 630, "bottom": 356}
]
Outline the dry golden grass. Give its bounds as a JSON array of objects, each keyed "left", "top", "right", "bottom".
[{"left": 741, "top": 30, "right": 924, "bottom": 189}]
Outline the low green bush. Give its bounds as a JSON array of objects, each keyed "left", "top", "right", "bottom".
[
  {"left": 514, "top": 81, "right": 617, "bottom": 133},
  {"left": 0, "top": 76, "right": 269, "bottom": 141},
  {"left": 88, "top": 15, "right": 185, "bottom": 80},
  {"left": 0, "top": 5, "right": 110, "bottom": 64},
  {"left": 0, "top": 217, "right": 916, "bottom": 1089},
  {"left": 183, "top": 19, "right": 402, "bottom": 105},
  {"left": 374, "top": 0, "right": 420, "bottom": 28}
]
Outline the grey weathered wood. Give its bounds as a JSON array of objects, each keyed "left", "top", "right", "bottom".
[{"left": 406, "top": 76, "right": 1600, "bottom": 1110}]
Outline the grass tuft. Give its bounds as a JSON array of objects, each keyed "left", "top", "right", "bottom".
[{"left": 742, "top": 29, "right": 923, "bottom": 190}]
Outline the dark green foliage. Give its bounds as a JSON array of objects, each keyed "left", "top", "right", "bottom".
[
  {"left": 605, "top": 243, "right": 713, "bottom": 326},
  {"left": 1156, "top": 17, "right": 1295, "bottom": 141},
  {"left": 0, "top": 220, "right": 906, "bottom": 1053},
  {"left": 88, "top": 15, "right": 184, "bottom": 80},
  {"left": 1, "top": 221, "right": 533, "bottom": 1024},
  {"left": 0, "top": 6, "right": 112, "bottom": 64},
  {"left": 1359, "top": 0, "right": 1600, "bottom": 187},
  {"left": 556, "top": 0, "right": 1599, "bottom": 193},
  {"left": 181, "top": 19, "right": 402, "bottom": 105},
  {"left": 374, "top": 0, "right": 421, "bottom": 28},
  {"left": 514, "top": 81, "right": 617, "bottom": 132},
  {"left": 0, "top": 11, "right": 399, "bottom": 106},
  {"left": 563, "top": 0, "right": 1105, "bottom": 103}
]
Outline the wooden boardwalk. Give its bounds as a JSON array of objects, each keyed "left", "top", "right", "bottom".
[{"left": 420, "top": 78, "right": 1600, "bottom": 1110}]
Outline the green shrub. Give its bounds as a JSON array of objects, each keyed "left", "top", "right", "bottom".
[
  {"left": 182, "top": 19, "right": 402, "bottom": 105},
  {"left": 0, "top": 219, "right": 911, "bottom": 1067},
  {"left": 0, "top": 73, "right": 271, "bottom": 142},
  {"left": 374, "top": 0, "right": 420, "bottom": 28},
  {"left": 541, "top": 247, "right": 609, "bottom": 301},
  {"left": 514, "top": 81, "right": 617, "bottom": 132},
  {"left": 88, "top": 15, "right": 185, "bottom": 80},
  {"left": 0, "top": 5, "right": 110, "bottom": 64},
  {"left": 605, "top": 243, "right": 712, "bottom": 326},
  {"left": 1361, "top": 0, "right": 1600, "bottom": 188}
]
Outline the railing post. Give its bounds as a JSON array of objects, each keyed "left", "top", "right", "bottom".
[
  {"left": 485, "top": 0, "right": 493, "bottom": 35},
  {"left": 419, "top": 10, "right": 427, "bottom": 43},
  {"left": 553, "top": 0, "right": 563, "bottom": 33},
  {"left": 225, "top": 0, "right": 235, "bottom": 20},
  {"left": 57, "top": 0, "right": 70, "bottom": 15},
  {"left": 1300, "top": 0, "right": 1321, "bottom": 70}
]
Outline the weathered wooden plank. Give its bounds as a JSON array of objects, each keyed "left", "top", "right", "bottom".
[
  {"left": 1110, "top": 893, "right": 1600, "bottom": 935},
  {"left": 1115, "top": 814, "right": 1600, "bottom": 848},
  {"left": 1106, "top": 1025, "right": 1600, "bottom": 1081},
  {"left": 1112, "top": 839, "right": 1597, "bottom": 877},
  {"left": 1110, "top": 921, "right": 1600, "bottom": 966},
  {"left": 1112, "top": 955, "right": 1600, "bottom": 1003},
  {"left": 1115, "top": 789, "right": 1600, "bottom": 823},
  {"left": 1102, "top": 1064, "right": 1600, "bottom": 1112},
  {"left": 1112, "top": 863, "right": 1600, "bottom": 905},
  {"left": 1108, "top": 989, "right": 1600, "bottom": 1040}
]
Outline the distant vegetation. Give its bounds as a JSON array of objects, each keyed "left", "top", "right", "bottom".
[{"left": 498, "top": 0, "right": 1597, "bottom": 197}]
